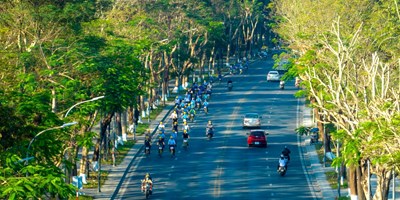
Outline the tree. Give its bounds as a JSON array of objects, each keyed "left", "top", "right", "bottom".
[{"left": 271, "top": 0, "right": 400, "bottom": 199}]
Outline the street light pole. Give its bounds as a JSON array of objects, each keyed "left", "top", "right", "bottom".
[
  {"left": 25, "top": 122, "right": 77, "bottom": 175},
  {"left": 64, "top": 96, "right": 105, "bottom": 118}
]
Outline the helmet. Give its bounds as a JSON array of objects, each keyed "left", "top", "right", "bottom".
[
  {"left": 208, "top": 120, "right": 212, "bottom": 124},
  {"left": 170, "top": 136, "right": 173, "bottom": 139},
  {"left": 183, "top": 121, "right": 187, "bottom": 125},
  {"left": 145, "top": 173, "right": 150, "bottom": 178},
  {"left": 160, "top": 122, "right": 163, "bottom": 124},
  {"left": 280, "top": 154, "right": 284, "bottom": 158},
  {"left": 159, "top": 136, "right": 162, "bottom": 139}
]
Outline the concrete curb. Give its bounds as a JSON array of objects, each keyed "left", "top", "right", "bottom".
[{"left": 301, "top": 105, "right": 348, "bottom": 200}]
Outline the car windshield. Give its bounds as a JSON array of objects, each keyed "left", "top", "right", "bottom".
[
  {"left": 245, "top": 114, "right": 259, "bottom": 118},
  {"left": 269, "top": 71, "right": 278, "bottom": 75},
  {"left": 251, "top": 131, "right": 264, "bottom": 137}
]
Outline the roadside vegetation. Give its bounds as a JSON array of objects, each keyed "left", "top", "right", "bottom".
[
  {"left": 275, "top": 0, "right": 400, "bottom": 199},
  {"left": 0, "top": 1, "right": 274, "bottom": 198}
]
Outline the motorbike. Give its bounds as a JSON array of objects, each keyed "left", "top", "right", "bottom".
[
  {"left": 206, "top": 128, "right": 214, "bottom": 140},
  {"left": 182, "top": 139, "right": 189, "bottom": 150},
  {"left": 143, "top": 182, "right": 152, "bottom": 199},
  {"left": 204, "top": 106, "right": 208, "bottom": 114},
  {"left": 189, "top": 113, "right": 195, "bottom": 122},
  {"left": 145, "top": 146, "right": 151, "bottom": 156},
  {"left": 158, "top": 146, "right": 163, "bottom": 157},
  {"left": 278, "top": 165, "right": 287, "bottom": 176},
  {"left": 196, "top": 102, "right": 201, "bottom": 110},
  {"left": 279, "top": 81, "right": 285, "bottom": 90},
  {"left": 227, "top": 83, "right": 233, "bottom": 91},
  {"left": 169, "top": 145, "right": 175, "bottom": 157}
]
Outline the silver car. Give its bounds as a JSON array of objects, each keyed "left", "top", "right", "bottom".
[
  {"left": 243, "top": 113, "right": 262, "bottom": 128},
  {"left": 267, "top": 70, "right": 280, "bottom": 82}
]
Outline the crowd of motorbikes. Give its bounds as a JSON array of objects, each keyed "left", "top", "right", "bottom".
[
  {"left": 141, "top": 79, "right": 216, "bottom": 198},
  {"left": 140, "top": 55, "right": 298, "bottom": 198}
]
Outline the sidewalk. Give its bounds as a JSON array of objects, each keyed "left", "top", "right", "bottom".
[
  {"left": 79, "top": 101, "right": 175, "bottom": 199},
  {"left": 300, "top": 105, "right": 348, "bottom": 200}
]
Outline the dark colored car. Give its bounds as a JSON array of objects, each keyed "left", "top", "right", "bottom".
[{"left": 247, "top": 130, "right": 268, "bottom": 147}]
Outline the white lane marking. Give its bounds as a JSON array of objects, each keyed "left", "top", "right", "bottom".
[
  {"left": 265, "top": 151, "right": 269, "bottom": 154},
  {"left": 168, "top": 173, "right": 171, "bottom": 177},
  {"left": 266, "top": 166, "right": 270, "bottom": 169},
  {"left": 174, "top": 157, "right": 178, "bottom": 161},
  {"left": 171, "top": 165, "right": 175, "bottom": 169}
]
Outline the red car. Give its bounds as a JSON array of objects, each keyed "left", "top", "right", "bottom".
[{"left": 247, "top": 130, "right": 268, "bottom": 147}]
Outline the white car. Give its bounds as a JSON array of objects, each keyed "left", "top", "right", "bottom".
[
  {"left": 267, "top": 71, "right": 280, "bottom": 82},
  {"left": 243, "top": 113, "right": 262, "bottom": 128}
]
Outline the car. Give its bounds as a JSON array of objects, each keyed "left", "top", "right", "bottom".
[
  {"left": 267, "top": 70, "right": 281, "bottom": 82},
  {"left": 243, "top": 113, "right": 262, "bottom": 128},
  {"left": 247, "top": 130, "right": 268, "bottom": 147}
]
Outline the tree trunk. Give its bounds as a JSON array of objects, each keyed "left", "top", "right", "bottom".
[
  {"left": 348, "top": 167, "right": 359, "bottom": 199},
  {"left": 116, "top": 112, "right": 122, "bottom": 137},
  {"left": 92, "top": 112, "right": 113, "bottom": 162},
  {"left": 79, "top": 146, "right": 89, "bottom": 181},
  {"left": 121, "top": 110, "right": 127, "bottom": 141},
  {"left": 373, "top": 167, "right": 392, "bottom": 200},
  {"left": 357, "top": 165, "right": 367, "bottom": 200}
]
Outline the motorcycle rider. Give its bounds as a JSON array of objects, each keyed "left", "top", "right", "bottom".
[
  {"left": 195, "top": 96, "right": 202, "bottom": 110},
  {"left": 202, "top": 93, "right": 209, "bottom": 101},
  {"left": 141, "top": 173, "right": 153, "bottom": 194},
  {"left": 277, "top": 154, "right": 288, "bottom": 171},
  {"left": 183, "top": 121, "right": 190, "bottom": 133},
  {"left": 206, "top": 120, "right": 214, "bottom": 137},
  {"left": 227, "top": 79, "right": 233, "bottom": 90},
  {"left": 171, "top": 131, "right": 178, "bottom": 144},
  {"left": 203, "top": 99, "right": 209, "bottom": 113},
  {"left": 158, "top": 121, "right": 165, "bottom": 133},
  {"left": 182, "top": 129, "right": 190, "bottom": 146},
  {"left": 157, "top": 136, "right": 165, "bottom": 151},
  {"left": 279, "top": 80, "right": 285, "bottom": 89},
  {"left": 168, "top": 136, "right": 177, "bottom": 155},
  {"left": 281, "top": 146, "right": 291, "bottom": 161},
  {"left": 172, "top": 121, "right": 179, "bottom": 133},
  {"left": 174, "top": 96, "right": 180, "bottom": 107},
  {"left": 189, "top": 107, "right": 196, "bottom": 121},
  {"left": 158, "top": 130, "right": 166, "bottom": 142},
  {"left": 144, "top": 136, "right": 151, "bottom": 154},
  {"left": 170, "top": 110, "right": 178, "bottom": 124},
  {"left": 182, "top": 112, "right": 189, "bottom": 123}
]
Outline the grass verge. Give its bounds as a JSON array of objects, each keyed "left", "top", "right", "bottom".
[
  {"left": 84, "top": 170, "right": 109, "bottom": 189},
  {"left": 313, "top": 143, "right": 349, "bottom": 197}
]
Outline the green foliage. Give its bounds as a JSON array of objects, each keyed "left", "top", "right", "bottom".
[
  {"left": 0, "top": 155, "right": 76, "bottom": 199},
  {"left": 294, "top": 126, "right": 310, "bottom": 136}
]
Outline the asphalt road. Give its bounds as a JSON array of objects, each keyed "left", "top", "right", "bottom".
[{"left": 113, "top": 58, "right": 316, "bottom": 200}]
